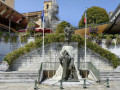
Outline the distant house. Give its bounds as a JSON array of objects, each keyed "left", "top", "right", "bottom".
[
  {"left": 0, "top": 0, "right": 29, "bottom": 32},
  {"left": 22, "top": 1, "right": 52, "bottom": 28},
  {"left": 104, "top": 4, "right": 120, "bottom": 34},
  {"left": 0, "top": 0, "right": 52, "bottom": 33}
]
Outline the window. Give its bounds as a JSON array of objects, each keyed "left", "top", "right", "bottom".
[{"left": 46, "top": 4, "right": 49, "bottom": 9}]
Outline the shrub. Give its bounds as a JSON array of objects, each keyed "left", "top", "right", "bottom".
[
  {"left": 108, "top": 34, "right": 114, "bottom": 39},
  {"left": 87, "top": 40, "right": 119, "bottom": 68},
  {"left": 4, "top": 34, "right": 119, "bottom": 68},
  {"left": 20, "top": 35, "right": 29, "bottom": 43},
  {"left": 0, "top": 32, "right": 3, "bottom": 39},
  {"left": 114, "top": 34, "right": 119, "bottom": 38},
  {"left": 95, "top": 38, "right": 102, "bottom": 45},
  {"left": 98, "top": 34, "right": 103, "bottom": 39},
  {"left": 4, "top": 36, "right": 9, "bottom": 43},
  {"left": 10, "top": 36, "right": 17, "bottom": 43},
  {"left": 105, "top": 36, "right": 115, "bottom": 48},
  {"left": 116, "top": 37, "right": 120, "bottom": 45},
  {"left": 103, "top": 34, "right": 108, "bottom": 39}
]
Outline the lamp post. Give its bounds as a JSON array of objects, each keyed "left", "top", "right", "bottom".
[
  {"left": 9, "top": 19, "right": 11, "bottom": 34},
  {"left": 9, "top": 16, "right": 13, "bottom": 34}
]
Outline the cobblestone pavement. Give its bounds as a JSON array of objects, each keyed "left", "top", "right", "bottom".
[{"left": 0, "top": 81, "right": 120, "bottom": 90}]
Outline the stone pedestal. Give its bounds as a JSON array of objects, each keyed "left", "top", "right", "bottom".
[
  {"left": 27, "top": 37, "right": 35, "bottom": 43},
  {"left": 50, "top": 45, "right": 81, "bottom": 81},
  {"left": 0, "top": 61, "right": 9, "bottom": 72}
]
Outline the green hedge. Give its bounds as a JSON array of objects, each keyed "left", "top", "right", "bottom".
[
  {"left": 4, "top": 42, "right": 35, "bottom": 65},
  {"left": 4, "top": 34, "right": 119, "bottom": 68},
  {"left": 116, "top": 37, "right": 120, "bottom": 45},
  {"left": 87, "top": 41, "right": 119, "bottom": 68}
]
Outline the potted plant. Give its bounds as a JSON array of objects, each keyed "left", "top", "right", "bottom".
[{"left": 105, "top": 36, "right": 115, "bottom": 48}]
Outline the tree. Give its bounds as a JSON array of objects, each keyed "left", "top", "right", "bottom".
[
  {"left": 55, "top": 21, "right": 69, "bottom": 34},
  {"left": 79, "top": 6, "right": 110, "bottom": 27}
]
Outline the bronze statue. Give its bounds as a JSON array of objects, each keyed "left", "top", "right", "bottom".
[
  {"left": 58, "top": 23, "right": 78, "bottom": 81},
  {"left": 64, "top": 23, "right": 73, "bottom": 44},
  {"left": 59, "top": 50, "right": 78, "bottom": 81}
]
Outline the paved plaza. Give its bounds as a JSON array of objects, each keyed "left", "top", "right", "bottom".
[
  {"left": 0, "top": 81, "right": 120, "bottom": 90},
  {"left": 38, "top": 81, "right": 120, "bottom": 90}
]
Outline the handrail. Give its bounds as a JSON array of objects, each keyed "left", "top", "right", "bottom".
[
  {"left": 88, "top": 62, "right": 100, "bottom": 81},
  {"left": 37, "top": 62, "right": 60, "bottom": 83},
  {"left": 77, "top": 62, "right": 100, "bottom": 81},
  {"left": 38, "top": 62, "right": 100, "bottom": 82}
]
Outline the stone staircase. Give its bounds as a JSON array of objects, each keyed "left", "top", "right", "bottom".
[
  {"left": 0, "top": 71, "right": 38, "bottom": 83},
  {"left": 11, "top": 43, "right": 18, "bottom": 50},
  {"left": 100, "top": 71, "right": 120, "bottom": 81}
]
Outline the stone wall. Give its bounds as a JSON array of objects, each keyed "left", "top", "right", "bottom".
[
  {"left": 100, "top": 39, "right": 120, "bottom": 58},
  {"left": 78, "top": 48, "right": 113, "bottom": 71},
  {"left": 10, "top": 42, "right": 114, "bottom": 72},
  {"left": 10, "top": 42, "right": 78, "bottom": 71}
]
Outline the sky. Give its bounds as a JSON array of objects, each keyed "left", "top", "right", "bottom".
[{"left": 15, "top": 0, "right": 120, "bottom": 27}]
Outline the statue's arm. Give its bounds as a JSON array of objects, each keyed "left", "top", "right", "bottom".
[{"left": 59, "top": 56, "right": 64, "bottom": 66}]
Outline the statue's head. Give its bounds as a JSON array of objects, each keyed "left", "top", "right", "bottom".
[{"left": 67, "top": 23, "right": 70, "bottom": 27}]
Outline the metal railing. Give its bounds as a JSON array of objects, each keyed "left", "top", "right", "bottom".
[
  {"left": 38, "top": 62, "right": 100, "bottom": 83},
  {"left": 88, "top": 62, "right": 100, "bottom": 81},
  {"left": 38, "top": 62, "right": 60, "bottom": 83},
  {"left": 76, "top": 62, "right": 100, "bottom": 81}
]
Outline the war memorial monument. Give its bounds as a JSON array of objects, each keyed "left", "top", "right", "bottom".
[{"left": 0, "top": 0, "right": 120, "bottom": 90}]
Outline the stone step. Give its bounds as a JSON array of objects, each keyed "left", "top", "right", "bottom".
[
  {"left": 100, "top": 72, "right": 120, "bottom": 74},
  {"left": 100, "top": 75, "right": 120, "bottom": 77},
  {"left": 100, "top": 71, "right": 120, "bottom": 73},
  {"left": 100, "top": 76, "right": 120, "bottom": 78},
  {"left": 100, "top": 73, "right": 120, "bottom": 75},
  {"left": 0, "top": 79, "right": 35, "bottom": 83},
  {"left": 100, "top": 78, "right": 120, "bottom": 81},
  {"left": 99, "top": 72, "right": 120, "bottom": 81},
  {"left": 0, "top": 71, "right": 38, "bottom": 74},
  {"left": 0, "top": 74, "right": 38, "bottom": 77},
  {"left": 100, "top": 73, "right": 120, "bottom": 76},
  {"left": 0, "top": 72, "right": 38, "bottom": 74},
  {"left": 0, "top": 77, "right": 37, "bottom": 80},
  {"left": 0, "top": 71, "right": 38, "bottom": 83},
  {"left": 100, "top": 74, "right": 120, "bottom": 76},
  {"left": 0, "top": 73, "right": 38, "bottom": 75}
]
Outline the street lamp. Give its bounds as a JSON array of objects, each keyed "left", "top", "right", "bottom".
[
  {"left": 9, "top": 19, "right": 11, "bottom": 34},
  {"left": 9, "top": 16, "right": 13, "bottom": 34}
]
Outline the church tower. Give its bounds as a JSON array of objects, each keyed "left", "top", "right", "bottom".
[{"left": 44, "top": 1, "right": 52, "bottom": 16}]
